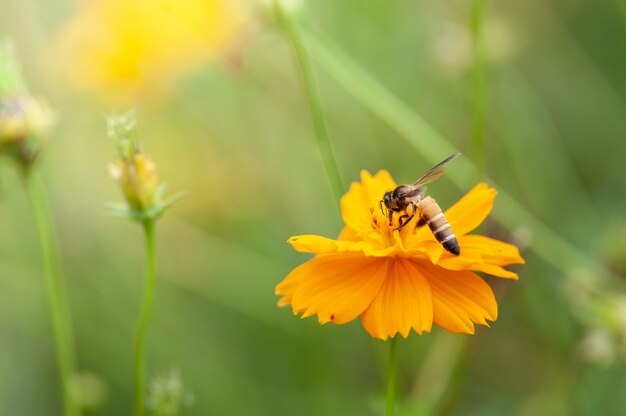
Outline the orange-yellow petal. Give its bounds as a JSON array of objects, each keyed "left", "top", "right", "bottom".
[
  {"left": 275, "top": 255, "right": 315, "bottom": 308},
  {"left": 435, "top": 234, "right": 524, "bottom": 278},
  {"left": 469, "top": 263, "right": 519, "bottom": 279},
  {"left": 288, "top": 235, "right": 362, "bottom": 254},
  {"left": 288, "top": 234, "right": 399, "bottom": 257},
  {"left": 361, "top": 259, "right": 433, "bottom": 340},
  {"left": 340, "top": 170, "right": 396, "bottom": 233},
  {"left": 277, "top": 254, "right": 388, "bottom": 325},
  {"left": 338, "top": 226, "right": 360, "bottom": 242},
  {"left": 420, "top": 263, "right": 497, "bottom": 334},
  {"left": 444, "top": 183, "right": 496, "bottom": 236},
  {"left": 460, "top": 235, "right": 525, "bottom": 266}
]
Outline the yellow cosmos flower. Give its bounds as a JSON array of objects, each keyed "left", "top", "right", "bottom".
[
  {"left": 58, "top": 0, "right": 249, "bottom": 102},
  {"left": 276, "top": 170, "right": 525, "bottom": 340}
]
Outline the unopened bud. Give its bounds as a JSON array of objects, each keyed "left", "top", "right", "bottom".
[
  {"left": 0, "top": 94, "right": 53, "bottom": 145},
  {"left": 0, "top": 39, "right": 54, "bottom": 167},
  {"left": 107, "top": 110, "right": 184, "bottom": 220},
  {"left": 109, "top": 153, "right": 159, "bottom": 211}
]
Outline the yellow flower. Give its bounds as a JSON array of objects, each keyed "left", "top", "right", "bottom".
[
  {"left": 276, "top": 170, "right": 525, "bottom": 340},
  {"left": 58, "top": 0, "right": 249, "bottom": 102}
]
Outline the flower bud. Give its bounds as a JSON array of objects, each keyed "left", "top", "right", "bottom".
[
  {"left": 109, "top": 153, "right": 159, "bottom": 211},
  {"left": 107, "top": 110, "right": 161, "bottom": 212},
  {"left": 107, "top": 110, "right": 184, "bottom": 221},
  {"left": 0, "top": 39, "right": 54, "bottom": 167},
  {"left": 0, "top": 94, "right": 53, "bottom": 145}
]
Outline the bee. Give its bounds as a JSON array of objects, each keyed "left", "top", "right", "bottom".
[{"left": 381, "top": 153, "right": 461, "bottom": 255}]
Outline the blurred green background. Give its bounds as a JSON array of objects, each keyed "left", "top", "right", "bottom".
[{"left": 1, "top": 0, "right": 626, "bottom": 414}]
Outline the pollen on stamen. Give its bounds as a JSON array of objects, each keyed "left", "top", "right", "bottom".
[{"left": 369, "top": 206, "right": 381, "bottom": 229}]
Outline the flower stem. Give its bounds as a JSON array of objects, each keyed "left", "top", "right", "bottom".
[
  {"left": 274, "top": 1, "right": 345, "bottom": 205},
  {"left": 385, "top": 336, "right": 399, "bottom": 416},
  {"left": 24, "top": 169, "right": 79, "bottom": 416},
  {"left": 133, "top": 219, "right": 157, "bottom": 416},
  {"left": 470, "top": 0, "right": 487, "bottom": 177}
]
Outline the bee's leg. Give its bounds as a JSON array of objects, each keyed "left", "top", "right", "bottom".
[
  {"left": 388, "top": 208, "right": 394, "bottom": 226},
  {"left": 395, "top": 203, "right": 420, "bottom": 231},
  {"left": 410, "top": 203, "right": 425, "bottom": 228},
  {"left": 395, "top": 213, "right": 415, "bottom": 231}
]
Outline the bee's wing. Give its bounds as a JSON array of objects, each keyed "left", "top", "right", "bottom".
[
  {"left": 398, "top": 186, "right": 426, "bottom": 198},
  {"left": 412, "top": 153, "right": 461, "bottom": 187}
]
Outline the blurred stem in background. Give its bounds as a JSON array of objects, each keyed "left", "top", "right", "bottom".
[
  {"left": 134, "top": 219, "right": 156, "bottom": 416},
  {"left": 24, "top": 169, "right": 80, "bottom": 416},
  {"left": 385, "top": 337, "right": 398, "bottom": 416},
  {"left": 106, "top": 111, "right": 183, "bottom": 415},
  {"left": 273, "top": 1, "right": 345, "bottom": 206},
  {"left": 1, "top": 39, "right": 79, "bottom": 416},
  {"left": 470, "top": 0, "right": 487, "bottom": 177}
]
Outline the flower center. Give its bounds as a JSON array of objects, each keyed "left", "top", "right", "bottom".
[{"left": 363, "top": 204, "right": 423, "bottom": 250}]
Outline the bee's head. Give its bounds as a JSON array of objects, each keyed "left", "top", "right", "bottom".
[{"left": 382, "top": 191, "right": 393, "bottom": 209}]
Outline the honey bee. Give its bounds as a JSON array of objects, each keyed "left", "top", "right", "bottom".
[{"left": 381, "top": 153, "right": 461, "bottom": 255}]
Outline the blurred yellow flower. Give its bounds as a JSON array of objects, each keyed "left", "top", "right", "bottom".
[
  {"left": 58, "top": 0, "right": 249, "bottom": 102},
  {"left": 276, "top": 170, "right": 524, "bottom": 340}
]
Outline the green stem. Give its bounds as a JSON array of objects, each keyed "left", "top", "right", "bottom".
[
  {"left": 274, "top": 1, "right": 345, "bottom": 205},
  {"left": 385, "top": 337, "right": 398, "bottom": 416},
  {"left": 470, "top": 0, "right": 487, "bottom": 177},
  {"left": 24, "top": 169, "right": 79, "bottom": 416},
  {"left": 133, "top": 219, "right": 157, "bottom": 416}
]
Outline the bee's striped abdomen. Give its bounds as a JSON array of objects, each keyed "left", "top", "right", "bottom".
[{"left": 417, "top": 197, "right": 460, "bottom": 255}]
